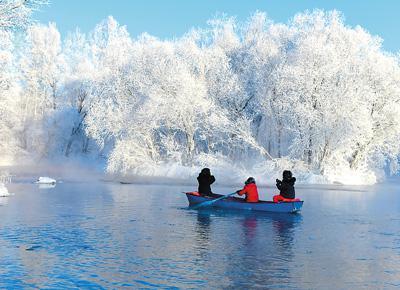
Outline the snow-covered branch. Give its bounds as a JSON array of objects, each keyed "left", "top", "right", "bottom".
[
  {"left": 1, "top": 10, "right": 400, "bottom": 184},
  {"left": 0, "top": 0, "right": 47, "bottom": 30}
]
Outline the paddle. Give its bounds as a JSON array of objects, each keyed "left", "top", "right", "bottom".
[{"left": 191, "top": 192, "right": 237, "bottom": 209}]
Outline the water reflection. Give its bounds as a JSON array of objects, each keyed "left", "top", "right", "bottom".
[
  {"left": 38, "top": 183, "right": 56, "bottom": 189},
  {"left": 243, "top": 216, "right": 258, "bottom": 242},
  {"left": 272, "top": 213, "right": 301, "bottom": 252},
  {"left": 195, "top": 211, "right": 212, "bottom": 243},
  {"left": 238, "top": 212, "right": 302, "bottom": 288},
  {"left": 0, "top": 197, "right": 9, "bottom": 205},
  {"left": 191, "top": 208, "right": 303, "bottom": 288},
  {"left": 2, "top": 181, "right": 399, "bottom": 288}
]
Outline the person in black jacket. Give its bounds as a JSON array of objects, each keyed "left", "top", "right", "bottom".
[
  {"left": 274, "top": 170, "right": 296, "bottom": 202},
  {"left": 197, "top": 168, "right": 215, "bottom": 196}
]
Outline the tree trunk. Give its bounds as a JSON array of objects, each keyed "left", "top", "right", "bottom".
[
  {"left": 185, "top": 131, "right": 195, "bottom": 164},
  {"left": 307, "top": 136, "right": 312, "bottom": 166},
  {"left": 318, "top": 139, "right": 329, "bottom": 173},
  {"left": 65, "top": 136, "right": 73, "bottom": 157},
  {"left": 350, "top": 141, "right": 371, "bottom": 169},
  {"left": 51, "top": 82, "right": 57, "bottom": 110},
  {"left": 276, "top": 114, "right": 283, "bottom": 158},
  {"left": 82, "top": 137, "right": 89, "bottom": 153},
  {"left": 277, "top": 125, "right": 282, "bottom": 158}
]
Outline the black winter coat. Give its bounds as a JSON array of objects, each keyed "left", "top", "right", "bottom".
[
  {"left": 197, "top": 173, "right": 215, "bottom": 195},
  {"left": 276, "top": 177, "right": 296, "bottom": 199}
]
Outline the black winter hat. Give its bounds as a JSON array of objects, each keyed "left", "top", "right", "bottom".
[
  {"left": 283, "top": 170, "right": 293, "bottom": 180},
  {"left": 245, "top": 177, "right": 256, "bottom": 184}
]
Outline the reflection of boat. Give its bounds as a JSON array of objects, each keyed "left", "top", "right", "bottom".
[
  {"left": 38, "top": 183, "right": 56, "bottom": 189},
  {"left": 189, "top": 206, "right": 302, "bottom": 289},
  {"left": 185, "top": 192, "right": 303, "bottom": 213}
]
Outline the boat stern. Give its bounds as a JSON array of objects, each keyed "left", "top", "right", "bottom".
[{"left": 291, "top": 201, "right": 304, "bottom": 213}]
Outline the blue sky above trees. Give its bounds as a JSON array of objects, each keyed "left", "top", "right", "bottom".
[{"left": 34, "top": 0, "right": 399, "bottom": 52}]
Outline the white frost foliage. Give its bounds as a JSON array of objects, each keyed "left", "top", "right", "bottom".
[
  {"left": 0, "top": 30, "right": 22, "bottom": 165},
  {"left": 0, "top": 0, "right": 47, "bottom": 30},
  {"left": 2, "top": 10, "right": 400, "bottom": 185},
  {"left": 18, "top": 22, "right": 66, "bottom": 157}
]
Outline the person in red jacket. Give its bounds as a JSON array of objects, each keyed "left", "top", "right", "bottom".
[{"left": 236, "top": 177, "right": 259, "bottom": 203}]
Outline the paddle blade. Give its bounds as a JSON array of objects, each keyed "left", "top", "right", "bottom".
[{"left": 191, "top": 200, "right": 214, "bottom": 209}]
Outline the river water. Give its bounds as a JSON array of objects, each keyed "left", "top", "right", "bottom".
[{"left": 0, "top": 180, "right": 399, "bottom": 289}]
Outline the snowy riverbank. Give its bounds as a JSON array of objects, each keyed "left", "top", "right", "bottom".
[
  {"left": 1, "top": 157, "right": 380, "bottom": 187},
  {"left": 0, "top": 183, "right": 11, "bottom": 197},
  {"left": 113, "top": 162, "right": 378, "bottom": 186}
]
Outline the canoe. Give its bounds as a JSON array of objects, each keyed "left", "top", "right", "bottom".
[{"left": 185, "top": 192, "right": 303, "bottom": 213}]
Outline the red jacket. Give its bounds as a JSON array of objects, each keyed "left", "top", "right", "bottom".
[{"left": 238, "top": 183, "right": 259, "bottom": 203}]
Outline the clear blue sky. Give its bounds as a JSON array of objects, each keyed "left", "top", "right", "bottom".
[{"left": 34, "top": 0, "right": 399, "bottom": 52}]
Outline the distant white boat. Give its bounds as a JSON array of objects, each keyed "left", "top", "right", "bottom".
[{"left": 35, "top": 177, "right": 57, "bottom": 184}]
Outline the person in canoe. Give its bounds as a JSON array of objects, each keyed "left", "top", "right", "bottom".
[
  {"left": 274, "top": 170, "right": 296, "bottom": 202},
  {"left": 197, "top": 168, "right": 215, "bottom": 196},
  {"left": 236, "top": 177, "right": 259, "bottom": 203}
]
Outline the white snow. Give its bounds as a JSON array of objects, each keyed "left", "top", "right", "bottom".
[{"left": 0, "top": 183, "right": 10, "bottom": 197}]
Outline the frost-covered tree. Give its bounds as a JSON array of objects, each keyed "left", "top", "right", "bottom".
[
  {"left": 0, "top": 0, "right": 46, "bottom": 164},
  {"left": 62, "top": 30, "right": 97, "bottom": 156},
  {"left": 1, "top": 8, "right": 399, "bottom": 184},
  {"left": 83, "top": 16, "right": 133, "bottom": 152},
  {"left": 19, "top": 22, "right": 65, "bottom": 156},
  {"left": 0, "top": 0, "right": 47, "bottom": 30},
  {"left": 81, "top": 11, "right": 400, "bottom": 181},
  {"left": 0, "top": 30, "right": 20, "bottom": 164},
  {"left": 270, "top": 11, "right": 400, "bottom": 177}
]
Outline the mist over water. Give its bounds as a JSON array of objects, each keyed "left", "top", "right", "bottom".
[{"left": 0, "top": 180, "right": 399, "bottom": 288}]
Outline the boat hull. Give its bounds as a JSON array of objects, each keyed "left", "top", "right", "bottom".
[{"left": 186, "top": 193, "right": 303, "bottom": 213}]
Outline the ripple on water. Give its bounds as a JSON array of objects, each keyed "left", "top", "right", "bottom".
[{"left": 0, "top": 182, "right": 399, "bottom": 288}]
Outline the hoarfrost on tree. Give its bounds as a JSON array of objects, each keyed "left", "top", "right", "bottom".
[{"left": 1, "top": 9, "right": 400, "bottom": 184}]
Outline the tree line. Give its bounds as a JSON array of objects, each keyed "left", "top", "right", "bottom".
[{"left": 1, "top": 2, "right": 399, "bottom": 183}]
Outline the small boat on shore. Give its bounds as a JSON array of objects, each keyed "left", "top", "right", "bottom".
[
  {"left": 35, "top": 176, "right": 57, "bottom": 185},
  {"left": 185, "top": 192, "right": 303, "bottom": 213}
]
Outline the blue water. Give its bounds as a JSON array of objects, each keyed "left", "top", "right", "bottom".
[{"left": 1, "top": 180, "right": 400, "bottom": 289}]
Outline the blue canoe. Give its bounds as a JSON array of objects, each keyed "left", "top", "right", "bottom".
[{"left": 186, "top": 192, "right": 303, "bottom": 213}]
